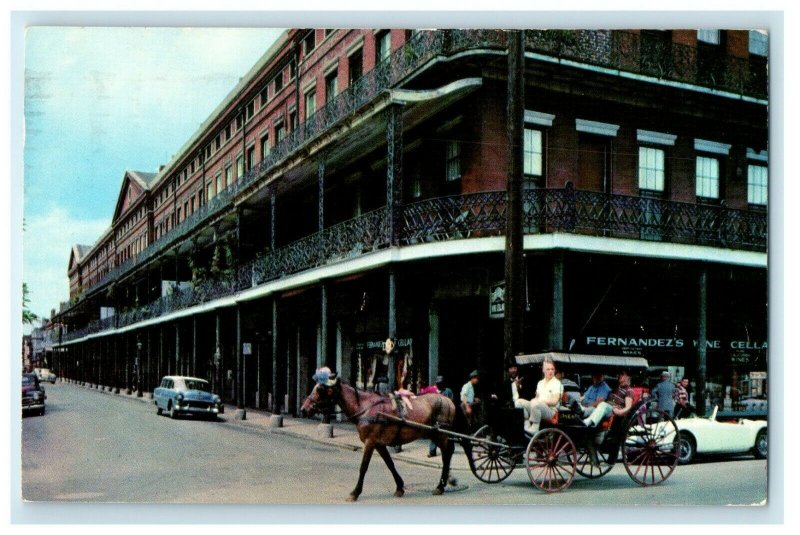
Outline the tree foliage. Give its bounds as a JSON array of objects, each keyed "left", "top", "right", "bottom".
[{"left": 22, "top": 283, "right": 38, "bottom": 325}]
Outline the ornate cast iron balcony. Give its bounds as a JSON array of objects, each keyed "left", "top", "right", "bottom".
[
  {"left": 72, "top": 29, "right": 767, "bottom": 307},
  {"left": 61, "top": 188, "right": 766, "bottom": 342}
]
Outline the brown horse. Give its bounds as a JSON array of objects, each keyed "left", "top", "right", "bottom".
[{"left": 301, "top": 378, "right": 458, "bottom": 501}]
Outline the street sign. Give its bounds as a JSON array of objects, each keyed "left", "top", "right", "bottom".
[
  {"left": 749, "top": 371, "right": 767, "bottom": 380},
  {"left": 243, "top": 343, "right": 252, "bottom": 356}
]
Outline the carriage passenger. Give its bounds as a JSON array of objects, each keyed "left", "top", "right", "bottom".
[
  {"left": 570, "top": 371, "right": 611, "bottom": 418},
  {"left": 524, "top": 358, "right": 562, "bottom": 435},
  {"left": 582, "top": 370, "right": 634, "bottom": 427}
]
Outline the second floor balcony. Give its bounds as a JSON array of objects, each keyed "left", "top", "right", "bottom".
[{"left": 60, "top": 187, "right": 767, "bottom": 342}]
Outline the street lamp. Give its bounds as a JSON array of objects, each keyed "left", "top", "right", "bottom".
[{"left": 136, "top": 336, "right": 143, "bottom": 398}]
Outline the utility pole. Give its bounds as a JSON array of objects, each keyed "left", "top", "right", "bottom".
[{"left": 504, "top": 30, "right": 525, "bottom": 369}]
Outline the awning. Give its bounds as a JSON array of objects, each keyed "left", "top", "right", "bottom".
[{"left": 515, "top": 352, "right": 649, "bottom": 370}]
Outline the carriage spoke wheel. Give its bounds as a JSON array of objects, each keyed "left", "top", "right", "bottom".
[
  {"left": 622, "top": 407, "right": 679, "bottom": 486},
  {"left": 525, "top": 428, "right": 577, "bottom": 493},
  {"left": 468, "top": 426, "right": 516, "bottom": 484},
  {"left": 576, "top": 442, "right": 614, "bottom": 479}
]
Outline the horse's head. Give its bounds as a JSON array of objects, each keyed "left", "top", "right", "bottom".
[{"left": 301, "top": 377, "right": 340, "bottom": 418}]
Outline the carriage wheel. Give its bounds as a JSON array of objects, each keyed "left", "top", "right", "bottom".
[
  {"left": 525, "top": 428, "right": 577, "bottom": 493},
  {"left": 467, "top": 426, "right": 516, "bottom": 484},
  {"left": 622, "top": 407, "right": 679, "bottom": 486},
  {"left": 575, "top": 442, "right": 614, "bottom": 479}
]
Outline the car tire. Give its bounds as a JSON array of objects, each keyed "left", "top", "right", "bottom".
[
  {"left": 678, "top": 432, "right": 696, "bottom": 465},
  {"left": 753, "top": 428, "right": 767, "bottom": 459},
  {"left": 156, "top": 405, "right": 163, "bottom": 416}
]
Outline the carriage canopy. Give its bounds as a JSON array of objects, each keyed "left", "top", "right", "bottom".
[{"left": 514, "top": 352, "right": 649, "bottom": 370}]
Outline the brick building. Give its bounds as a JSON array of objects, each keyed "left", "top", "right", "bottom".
[{"left": 51, "top": 29, "right": 768, "bottom": 415}]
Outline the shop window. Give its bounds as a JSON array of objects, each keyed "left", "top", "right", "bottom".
[
  {"left": 697, "top": 29, "right": 721, "bottom": 45},
  {"left": 236, "top": 155, "right": 244, "bottom": 179},
  {"left": 638, "top": 146, "right": 666, "bottom": 192},
  {"left": 747, "top": 164, "right": 768, "bottom": 206},
  {"left": 695, "top": 156, "right": 720, "bottom": 200},
  {"left": 247, "top": 146, "right": 256, "bottom": 170},
  {"left": 348, "top": 49, "right": 363, "bottom": 86},
  {"left": 305, "top": 89, "right": 316, "bottom": 120},
  {"left": 523, "top": 127, "right": 543, "bottom": 186},
  {"left": 303, "top": 30, "right": 316, "bottom": 56},
  {"left": 261, "top": 135, "right": 270, "bottom": 160},
  {"left": 325, "top": 70, "right": 338, "bottom": 103},
  {"left": 747, "top": 30, "right": 769, "bottom": 57},
  {"left": 445, "top": 141, "right": 461, "bottom": 181},
  {"left": 376, "top": 30, "right": 391, "bottom": 64},
  {"left": 259, "top": 85, "right": 269, "bottom": 108}
]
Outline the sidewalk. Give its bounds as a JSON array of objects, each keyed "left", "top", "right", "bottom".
[{"left": 69, "top": 380, "right": 473, "bottom": 472}]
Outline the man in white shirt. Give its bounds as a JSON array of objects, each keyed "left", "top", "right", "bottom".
[{"left": 525, "top": 358, "right": 562, "bottom": 435}]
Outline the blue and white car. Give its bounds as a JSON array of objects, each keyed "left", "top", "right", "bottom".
[{"left": 154, "top": 376, "right": 223, "bottom": 420}]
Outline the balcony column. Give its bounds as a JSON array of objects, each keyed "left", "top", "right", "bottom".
[
  {"left": 213, "top": 312, "right": 222, "bottom": 397},
  {"left": 146, "top": 328, "right": 151, "bottom": 394},
  {"left": 318, "top": 159, "right": 325, "bottom": 233},
  {"left": 235, "top": 305, "right": 247, "bottom": 420},
  {"left": 549, "top": 252, "right": 565, "bottom": 350},
  {"left": 125, "top": 334, "right": 132, "bottom": 395},
  {"left": 175, "top": 321, "right": 181, "bottom": 377},
  {"left": 320, "top": 282, "right": 328, "bottom": 370},
  {"left": 235, "top": 207, "right": 242, "bottom": 277},
  {"left": 387, "top": 267, "right": 397, "bottom": 390},
  {"left": 504, "top": 29, "right": 525, "bottom": 366},
  {"left": 113, "top": 336, "right": 119, "bottom": 393},
  {"left": 271, "top": 298, "right": 279, "bottom": 413},
  {"left": 695, "top": 264, "right": 708, "bottom": 416},
  {"left": 192, "top": 316, "right": 197, "bottom": 377},
  {"left": 270, "top": 190, "right": 276, "bottom": 251},
  {"left": 158, "top": 325, "right": 164, "bottom": 383},
  {"left": 386, "top": 104, "right": 404, "bottom": 246}
]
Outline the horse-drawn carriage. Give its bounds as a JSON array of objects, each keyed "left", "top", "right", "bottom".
[
  {"left": 301, "top": 353, "right": 679, "bottom": 500},
  {"left": 463, "top": 353, "right": 680, "bottom": 492}
]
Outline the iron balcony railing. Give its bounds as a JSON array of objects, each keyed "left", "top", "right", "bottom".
[
  {"left": 73, "top": 29, "right": 767, "bottom": 309},
  {"left": 61, "top": 188, "right": 766, "bottom": 342}
]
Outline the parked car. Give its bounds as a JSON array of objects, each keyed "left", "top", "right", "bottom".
[
  {"left": 676, "top": 405, "right": 767, "bottom": 464},
  {"left": 34, "top": 367, "right": 57, "bottom": 383},
  {"left": 22, "top": 373, "right": 46, "bottom": 416},
  {"left": 153, "top": 376, "right": 223, "bottom": 420}
]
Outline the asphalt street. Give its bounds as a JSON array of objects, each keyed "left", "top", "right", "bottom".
[{"left": 21, "top": 383, "right": 769, "bottom": 508}]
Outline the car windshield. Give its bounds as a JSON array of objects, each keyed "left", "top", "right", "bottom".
[
  {"left": 22, "top": 375, "right": 35, "bottom": 386},
  {"left": 184, "top": 380, "right": 210, "bottom": 392}
]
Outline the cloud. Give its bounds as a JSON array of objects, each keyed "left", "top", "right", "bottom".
[{"left": 23, "top": 207, "right": 110, "bottom": 318}]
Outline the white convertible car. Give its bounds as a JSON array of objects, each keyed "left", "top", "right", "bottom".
[{"left": 676, "top": 406, "right": 767, "bottom": 464}]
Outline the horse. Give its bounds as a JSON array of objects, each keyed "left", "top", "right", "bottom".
[{"left": 301, "top": 377, "right": 459, "bottom": 501}]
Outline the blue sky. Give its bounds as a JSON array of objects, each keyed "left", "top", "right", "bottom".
[{"left": 22, "top": 27, "right": 285, "bottom": 322}]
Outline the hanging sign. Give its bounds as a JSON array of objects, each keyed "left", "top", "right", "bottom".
[{"left": 489, "top": 281, "right": 505, "bottom": 318}]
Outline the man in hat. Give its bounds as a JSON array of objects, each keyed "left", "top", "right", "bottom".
[
  {"left": 651, "top": 371, "right": 676, "bottom": 414},
  {"left": 460, "top": 370, "right": 481, "bottom": 429}
]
